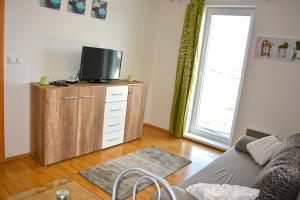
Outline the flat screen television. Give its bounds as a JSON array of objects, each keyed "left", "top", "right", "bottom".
[{"left": 79, "top": 46, "right": 123, "bottom": 83}]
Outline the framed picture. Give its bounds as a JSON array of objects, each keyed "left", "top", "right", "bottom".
[
  {"left": 91, "top": 0, "right": 108, "bottom": 20},
  {"left": 40, "top": 0, "right": 61, "bottom": 10},
  {"left": 68, "top": 0, "right": 86, "bottom": 15},
  {"left": 255, "top": 36, "right": 300, "bottom": 63}
]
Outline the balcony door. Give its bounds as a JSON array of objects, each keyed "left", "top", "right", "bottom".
[{"left": 186, "top": 7, "right": 254, "bottom": 149}]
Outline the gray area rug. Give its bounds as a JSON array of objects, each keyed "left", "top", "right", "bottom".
[{"left": 79, "top": 146, "right": 191, "bottom": 200}]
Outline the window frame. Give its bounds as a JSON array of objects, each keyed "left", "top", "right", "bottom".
[{"left": 186, "top": 6, "right": 255, "bottom": 146}]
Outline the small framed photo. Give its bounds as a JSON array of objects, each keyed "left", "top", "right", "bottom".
[
  {"left": 91, "top": 0, "right": 108, "bottom": 20},
  {"left": 40, "top": 0, "right": 61, "bottom": 10},
  {"left": 68, "top": 0, "right": 86, "bottom": 15}
]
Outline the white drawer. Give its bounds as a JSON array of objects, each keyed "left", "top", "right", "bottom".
[
  {"left": 106, "top": 86, "right": 128, "bottom": 102},
  {"left": 104, "top": 101, "right": 127, "bottom": 118},
  {"left": 102, "top": 130, "right": 124, "bottom": 149},
  {"left": 103, "top": 116, "right": 126, "bottom": 133}
]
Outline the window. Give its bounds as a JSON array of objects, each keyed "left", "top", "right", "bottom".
[{"left": 186, "top": 7, "right": 254, "bottom": 148}]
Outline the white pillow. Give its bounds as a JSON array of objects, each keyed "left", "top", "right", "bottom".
[
  {"left": 185, "top": 183, "right": 259, "bottom": 200},
  {"left": 246, "top": 135, "right": 281, "bottom": 166}
]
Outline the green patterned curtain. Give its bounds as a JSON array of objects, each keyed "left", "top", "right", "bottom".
[{"left": 169, "top": 0, "right": 204, "bottom": 137}]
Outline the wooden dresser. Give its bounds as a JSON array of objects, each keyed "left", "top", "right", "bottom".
[{"left": 30, "top": 80, "right": 146, "bottom": 166}]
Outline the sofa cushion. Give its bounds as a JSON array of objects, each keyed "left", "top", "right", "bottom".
[
  {"left": 274, "top": 132, "right": 300, "bottom": 155},
  {"left": 150, "top": 186, "right": 195, "bottom": 200},
  {"left": 180, "top": 148, "right": 263, "bottom": 189},
  {"left": 235, "top": 135, "right": 257, "bottom": 154},
  {"left": 247, "top": 135, "right": 282, "bottom": 166},
  {"left": 185, "top": 183, "right": 259, "bottom": 200},
  {"left": 254, "top": 133, "right": 300, "bottom": 200}
]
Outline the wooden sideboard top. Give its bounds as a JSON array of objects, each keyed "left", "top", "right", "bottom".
[{"left": 31, "top": 80, "right": 145, "bottom": 89}]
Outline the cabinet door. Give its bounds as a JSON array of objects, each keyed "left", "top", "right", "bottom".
[
  {"left": 45, "top": 88, "right": 79, "bottom": 165},
  {"left": 124, "top": 84, "right": 146, "bottom": 142},
  {"left": 76, "top": 87, "right": 106, "bottom": 155}
]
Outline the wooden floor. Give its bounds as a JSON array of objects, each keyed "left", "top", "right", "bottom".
[{"left": 0, "top": 126, "right": 222, "bottom": 200}]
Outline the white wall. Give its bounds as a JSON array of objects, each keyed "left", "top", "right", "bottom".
[
  {"left": 147, "top": 0, "right": 189, "bottom": 129},
  {"left": 147, "top": 0, "right": 300, "bottom": 144},
  {"left": 4, "top": 0, "right": 160, "bottom": 157}
]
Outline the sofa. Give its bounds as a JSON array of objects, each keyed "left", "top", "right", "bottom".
[{"left": 151, "top": 131, "right": 300, "bottom": 200}]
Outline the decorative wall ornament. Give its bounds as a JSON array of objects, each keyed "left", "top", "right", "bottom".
[
  {"left": 68, "top": 0, "right": 86, "bottom": 15},
  {"left": 255, "top": 36, "right": 300, "bottom": 63},
  {"left": 40, "top": 0, "right": 61, "bottom": 10},
  {"left": 91, "top": 0, "right": 108, "bottom": 20}
]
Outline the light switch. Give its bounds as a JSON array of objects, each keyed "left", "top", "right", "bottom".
[{"left": 7, "top": 56, "right": 16, "bottom": 64}]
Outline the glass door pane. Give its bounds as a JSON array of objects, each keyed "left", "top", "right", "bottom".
[{"left": 189, "top": 8, "right": 254, "bottom": 145}]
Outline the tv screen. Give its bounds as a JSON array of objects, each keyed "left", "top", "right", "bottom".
[{"left": 79, "top": 46, "right": 123, "bottom": 82}]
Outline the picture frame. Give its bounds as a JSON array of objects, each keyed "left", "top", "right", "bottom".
[
  {"left": 91, "top": 0, "right": 108, "bottom": 20},
  {"left": 68, "top": 0, "right": 86, "bottom": 15},
  {"left": 40, "top": 0, "right": 61, "bottom": 10},
  {"left": 255, "top": 36, "right": 300, "bottom": 63}
]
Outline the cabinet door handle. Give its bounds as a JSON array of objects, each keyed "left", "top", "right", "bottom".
[
  {"left": 108, "top": 123, "right": 120, "bottom": 127},
  {"left": 110, "top": 108, "right": 122, "bottom": 112},
  {"left": 108, "top": 137, "right": 119, "bottom": 142},
  {"left": 63, "top": 97, "right": 78, "bottom": 100},
  {"left": 111, "top": 93, "right": 123, "bottom": 96},
  {"left": 80, "top": 96, "right": 93, "bottom": 99}
]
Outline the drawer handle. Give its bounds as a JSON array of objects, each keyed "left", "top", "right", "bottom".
[
  {"left": 63, "top": 97, "right": 78, "bottom": 100},
  {"left": 107, "top": 137, "right": 119, "bottom": 142},
  {"left": 111, "top": 93, "right": 123, "bottom": 96},
  {"left": 80, "top": 96, "right": 93, "bottom": 99},
  {"left": 110, "top": 108, "right": 122, "bottom": 112},
  {"left": 108, "top": 123, "right": 120, "bottom": 127}
]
